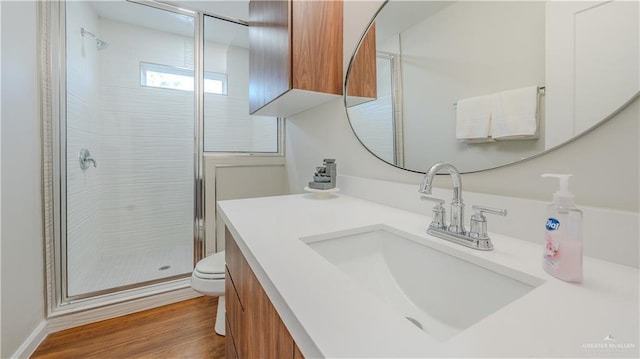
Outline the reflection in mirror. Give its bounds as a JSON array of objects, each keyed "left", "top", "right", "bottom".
[{"left": 346, "top": 0, "right": 639, "bottom": 173}]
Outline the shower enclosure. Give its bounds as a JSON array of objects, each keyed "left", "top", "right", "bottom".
[
  {"left": 43, "top": 0, "right": 266, "bottom": 312},
  {"left": 62, "top": 1, "right": 197, "bottom": 299}
]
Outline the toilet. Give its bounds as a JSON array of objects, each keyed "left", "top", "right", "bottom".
[{"left": 190, "top": 250, "right": 226, "bottom": 336}]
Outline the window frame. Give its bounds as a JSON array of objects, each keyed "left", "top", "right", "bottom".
[
  {"left": 202, "top": 117, "right": 284, "bottom": 155},
  {"left": 139, "top": 61, "right": 228, "bottom": 95}
]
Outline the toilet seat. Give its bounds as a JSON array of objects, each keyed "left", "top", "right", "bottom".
[
  {"left": 191, "top": 251, "right": 226, "bottom": 296},
  {"left": 193, "top": 251, "right": 225, "bottom": 280}
]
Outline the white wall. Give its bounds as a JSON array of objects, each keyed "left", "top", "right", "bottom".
[
  {"left": 1, "top": 1, "right": 46, "bottom": 357},
  {"left": 545, "top": 1, "right": 639, "bottom": 149},
  {"left": 287, "top": 1, "right": 639, "bottom": 214}
]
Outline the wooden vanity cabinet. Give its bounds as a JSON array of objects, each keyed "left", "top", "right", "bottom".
[
  {"left": 225, "top": 227, "right": 305, "bottom": 359},
  {"left": 248, "top": 0, "right": 343, "bottom": 117}
]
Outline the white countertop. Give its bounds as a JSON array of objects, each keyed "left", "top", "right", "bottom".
[{"left": 217, "top": 193, "right": 639, "bottom": 358}]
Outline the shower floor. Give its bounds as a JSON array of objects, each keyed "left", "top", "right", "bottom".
[{"left": 68, "top": 244, "right": 193, "bottom": 297}]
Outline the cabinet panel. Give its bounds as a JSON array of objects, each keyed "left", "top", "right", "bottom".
[
  {"left": 249, "top": 0, "right": 291, "bottom": 114},
  {"left": 225, "top": 319, "right": 239, "bottom": 359},
  {"left": 225, "top": 228, "right": 247, "bottom": 309},
  {"left": 294, "top": 343, "right": 305, "bottom": 359},
  {"left": 249, "top": 0, "right": 345, "bottom": 117},
  {"left": 247, "top": 267, "right": 295, "bottom": 358},
  {"left": 225, "top": 267, "right": 243, "bottom": 346},
  {"left": 291, "top": 0, "right": 343, "bottom": 95},
  {"left": 225, "top": 227, "right": 299, "bottom": 359}
]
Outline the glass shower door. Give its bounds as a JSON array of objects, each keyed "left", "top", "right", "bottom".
[{"left": 64, "top": 1, "right": 196, "bottom": 298}]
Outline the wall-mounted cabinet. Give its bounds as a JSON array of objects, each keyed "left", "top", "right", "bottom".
[
  {"left": 249, "top": 0, "right": 344, "bottom": 117},
  {"left": 225, "top": 227, "right": 305, "bottom": 358}
]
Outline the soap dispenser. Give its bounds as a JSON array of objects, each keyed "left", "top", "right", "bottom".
[{"left": 541, "top": 174, "right": 583, "bottom": 282}]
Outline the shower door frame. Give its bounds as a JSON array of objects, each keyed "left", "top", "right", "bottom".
[{"left": 43, "top": 0, "right": 208, "bottom": 316}]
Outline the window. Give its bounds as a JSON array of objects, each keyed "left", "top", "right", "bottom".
[{"left": 140, "top": 62, "right": 227, "bottom": 95}]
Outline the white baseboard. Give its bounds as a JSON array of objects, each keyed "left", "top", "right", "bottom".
[
  {"left": 11, "top": 320, "right": 48, "bottom": 359},
  {"left": 47, "top": 287, "right": 201, "bottom": 333}
]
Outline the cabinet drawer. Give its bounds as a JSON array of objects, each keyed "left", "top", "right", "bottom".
[
  {"left": 225, "top": 318, "right": 239, "bottom": 359},
  {"left": 225, "top": 267, "right": 243, "bottom": 341},
  {"left": 225, "top": 225, "right": 302, "bottom": 358},
  {"left": 225, "top": 228, "right": 246, "bottom": 306}
]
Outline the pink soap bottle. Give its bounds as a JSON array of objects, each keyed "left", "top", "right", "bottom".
[{"left": 541, "top": 174, "right": 583, "bottom": 283}]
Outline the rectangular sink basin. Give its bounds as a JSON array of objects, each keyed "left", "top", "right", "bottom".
[{"left": 303, "top": 226, "right": 542, "bottom": 341}]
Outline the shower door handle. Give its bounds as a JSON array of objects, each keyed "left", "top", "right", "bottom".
[{"left": 79, "top": 148, "right": 97, "bottom": 170}]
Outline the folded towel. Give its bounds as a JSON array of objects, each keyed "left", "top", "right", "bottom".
[
  {"left": 491, "top": 86, "right": 539, "bottom": 140},
  {"left": 455, "top": 95, "right": 492, "bottom": 141}
]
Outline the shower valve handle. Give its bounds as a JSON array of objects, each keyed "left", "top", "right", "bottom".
[{"left": 79, "top": 148, "right": 97, "bottom": 170}]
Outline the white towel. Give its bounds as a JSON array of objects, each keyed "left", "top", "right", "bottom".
[
  {"left": 490, "top": 86, "right": 539, "bottom": 140},
  {"left": 455, "top": 95, "right": 493, "bottom": 142}
]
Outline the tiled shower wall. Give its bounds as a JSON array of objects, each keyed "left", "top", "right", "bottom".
[
  {"left": 97, "top": 18, "right": 195, "bottom": 258},
  {"left": 66, "top": 2, "right": 103, "bottom": 294}
]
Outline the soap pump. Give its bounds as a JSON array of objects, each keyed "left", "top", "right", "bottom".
[{"left": 541, "top": 174, "right": 583, "bottom": 282}]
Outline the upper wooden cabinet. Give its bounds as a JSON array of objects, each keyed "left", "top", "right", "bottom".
[{"left": 249, "top": 0, "right": 344, "bottom": 117}]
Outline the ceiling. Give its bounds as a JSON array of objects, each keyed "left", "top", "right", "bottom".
[
  {"left": 375, "top": 1, "right": 453, "bottom": 45},
  {"left": 89, "top": 0, "right": 249, "bottom": 48}
]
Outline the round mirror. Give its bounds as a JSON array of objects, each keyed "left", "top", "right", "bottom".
[{"left": 345, "top": 0, "right": 639, "bottom": 173}]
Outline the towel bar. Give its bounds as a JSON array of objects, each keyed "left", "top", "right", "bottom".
[{"left": 454, "top": 86, "right": 545, "bottom": 107}]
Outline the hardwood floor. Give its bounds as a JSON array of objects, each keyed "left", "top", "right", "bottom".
[{"left": 31, "top": 297, "right": 225, "bottom": 359}]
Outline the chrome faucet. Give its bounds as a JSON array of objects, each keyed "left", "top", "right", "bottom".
[
  {"left": 419, "top": 162, "right": 465, "bottom": 234},
  {"left": 419, "top": 162, "right": 506, "bottom": 251}
]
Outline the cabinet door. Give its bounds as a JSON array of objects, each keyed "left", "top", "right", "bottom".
[
  {"left": 294, "top": 343, "right": 305, "bottom": 359},
  {"left": 249, "top": 0, "right": 344, "bottom": 116},
  {"left": 291, "top": 0, "right": 343, "bottom": 95},
  {"left": 225, "top": 319, "right": 239, "bottom": 359},
  {"left": 225, "top": 228, "right": 297, "bottom": 359},
  {"left": 249, "top": 0, "right": 291, "bottom": 114},
  {"left": 225, "top": 267, "right": 243, "bottom": 357},
  {"left": 248, "top": 269, "right": 295, "bottom": 358}
]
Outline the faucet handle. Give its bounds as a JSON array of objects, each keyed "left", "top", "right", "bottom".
[
  {"left": 420, "top": 195, "right": 444, "bottom": 205},
  {"left": 472, "top": 205, "right": 507, "bottom": 217},
  {"left": 469, "top": 205, "right": 507, "bottom": 243},
  {"left": 420, "top": 195, "right": 446, "bottom": 230}
]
